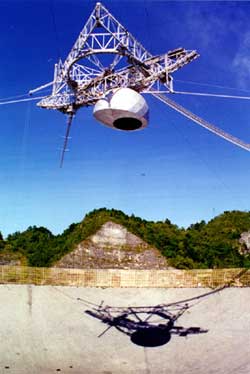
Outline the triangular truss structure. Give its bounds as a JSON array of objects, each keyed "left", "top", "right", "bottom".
[
  {"left": 30, "top": 2, "right": 250, "bottom": 165},
  {"left": 36, "top": 2, "right": 198, "bottom": 112}
]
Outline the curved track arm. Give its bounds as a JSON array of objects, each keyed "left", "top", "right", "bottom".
[{"left": 152, "top": 92, "right": 250, "bottom": 151}]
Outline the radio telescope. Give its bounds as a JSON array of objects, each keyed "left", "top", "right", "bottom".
[{"left": 29, "top": 2, "right": 250, "bottom": 166}]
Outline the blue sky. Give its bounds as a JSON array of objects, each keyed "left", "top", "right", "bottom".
[{"left": 1, "top": 0, "right": 250, "bottom": 237}]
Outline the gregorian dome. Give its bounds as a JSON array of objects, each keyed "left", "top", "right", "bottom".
[{"left": 93, "top": 87, "right": 149, "bottom": 131}]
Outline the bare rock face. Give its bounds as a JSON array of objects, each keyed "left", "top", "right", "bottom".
[
  {"left": 239, "top": 231, "right": 250, "bottom": 255},
  {"left": 91, "top": 221, "right": 144, "bottom": 248},
  {"left": 0, "top": 251, "right": 24, "bottom": 266},
  {"left": 55, "top": 221, "right": 169, "bottom": 269}
]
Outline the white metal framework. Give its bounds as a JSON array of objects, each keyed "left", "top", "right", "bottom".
[{"left": 30, "top": 2, "right": 250, "bottom": 165}]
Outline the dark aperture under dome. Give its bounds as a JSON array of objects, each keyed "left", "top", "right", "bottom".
[{"left": 113, "top": 117, "right": 143, "bottom": 131}]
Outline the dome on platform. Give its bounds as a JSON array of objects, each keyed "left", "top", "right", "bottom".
[{"left": 93, "top": 88, "right": 149, "bottom": 131}]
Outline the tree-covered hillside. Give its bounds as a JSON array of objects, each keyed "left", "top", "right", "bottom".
[{"left": 1, "top": 208, "right": 250, "bottom": 269}]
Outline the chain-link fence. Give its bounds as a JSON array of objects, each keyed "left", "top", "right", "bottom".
[{"left": 0, "top": 266, "right": 249, "bottom": 287}]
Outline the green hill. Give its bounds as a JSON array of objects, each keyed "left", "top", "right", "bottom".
[{"left": 1, "top": 208, "right": 250, "bottom": 269}]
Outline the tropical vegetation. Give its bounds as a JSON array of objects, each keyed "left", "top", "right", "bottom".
[{"left": 1, "top": 208, "right": 250, "bottom": 269}]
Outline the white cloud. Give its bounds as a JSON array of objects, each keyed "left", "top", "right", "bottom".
[{"left": 232, "top": 31, "right": 250, "bottom": 88}]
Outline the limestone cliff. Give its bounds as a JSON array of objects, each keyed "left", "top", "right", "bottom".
[
  {"left": 239, "top": 231, "right": 250, "bottom": 255},
  {"left": 0, "top": 250, "right": 26, "bottom": 266},
  {"left": 55, "top": 221, "right": 170, "bottom": 269}
]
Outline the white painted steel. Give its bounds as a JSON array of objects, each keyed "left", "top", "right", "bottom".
[
  {"left": 153, "top": 92, "right": 250, "bottom": 151},
  {"left": 36, "top": 3, "right": 198, "bottom": 110},
  {"left": 32, "top": 2, "right": 250, "bottom": 155},
  {"left": 93, "top": 88, "right": 149, "bottom": 130}
]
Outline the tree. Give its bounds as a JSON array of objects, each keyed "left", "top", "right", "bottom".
[{"left": 0, "top": 231, "right": 5, "bottom": 250}]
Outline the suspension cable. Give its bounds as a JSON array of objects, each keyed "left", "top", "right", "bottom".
[
  {"left": 0, "top": 93, "right": 30, "bottom": 102},
  {"left": 175, "top": 79, "right": 250, "bottom": 94},
  {"left": 0, "top": 95, "right": 48, "bottom": 106},
  {"left": 173, "top": 90, "right": 250, "bottom": 100},
  {"left": 49, "top": 0, "right": 62, "bottom": 59},
  {"left": 145, "top": 90, "right": 250, "bottom": 100}
]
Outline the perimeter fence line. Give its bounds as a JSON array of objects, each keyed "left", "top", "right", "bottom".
[{"left": 0, "top": 266, "right": 249, "bottom": 288}]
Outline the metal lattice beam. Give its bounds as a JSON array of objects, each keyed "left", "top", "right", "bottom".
[
  {"left": 28, "top": 1, "right": 250, "bottom": 163},
  {"left": 35, "top": 2, "right": 198, "bottom": 113}
]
